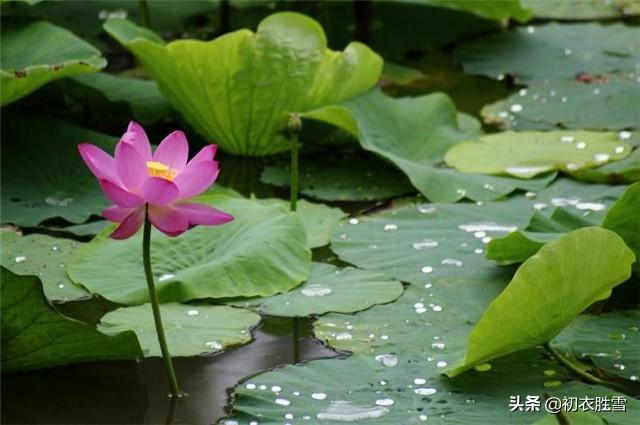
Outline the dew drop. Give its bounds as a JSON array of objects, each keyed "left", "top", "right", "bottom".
[
  {"left": 302, "top": 284, "right": 333, "bottom": 297},
  {"left": 413, "top": 239, "right": 439, "bottom": 250},
  {"left": 158, "top": 273, "right": 174, "bottom": 282},
  {"left": 421, "top": 266, "right": 434, "bottom": 274},
  {"left": 618, "top": 131, "right": 632, "bottom": 140},
  {"left": 316, "top": 401, "right": 389, "bottom": 421},
  {"left": 613, "top": 363, "right": 626, "bottom": 371},
  {"left": 275, "top": 398, "right": 291, "bottom": 406},
  {"left": 349, "top": 218, "right": 359, "bottom": 225},
  {"left": 440, "top": 258, "right": 463, "bottom": 267},
  {"left": 375, "top": 354, "right": 398, "bottom": 368},
  {"left": 312, "top": 392, "right": 327, "bottom": 400},
  {"left": 510, "top": 104, "right": 523, "bottom": 113},
  {"left": 561, "top": 136, "right": 575, "bottom": 143},
  {"left": 576, "top": 142, "right": 587, "bottom": 150},
  {"left": 14, "top": 256, "right": 26, "bottom": 263},
  {"left": 474, "top": 248, "right": 484, "bottom": 254},
  {"left": 271, "top": 385, "right": 282, "bottom": 393},
  {"left": 436, "top": 361, "right": 447, "bottom": 368},
  {"left": 336, "top": 332, "right": 352, "bottom": 341},
  {"left": 418, "top": 206, "right": 436, "bottom": 214},
  {"left": 593, "top": 153, "right": 610, "bottom": 163},
  {"left": 245, "top": 383, "right": 257, "bottom": 390},
  {"left": 414, "top": 387, "right": 437, "bottom": 396},
  {"left": 414, "top": 378, "right": 427, "bottom": 385},
  {"left": 431, "top": 342, "right": 446, "bottom": 350},
  {"left": 204, "top": 341, "right": 222, "bottom": 350},
  {"left": 187, "top": 309, "right": 200, "bottom": 317},
  {"left": 384, "top": 224, "right": 398, "bottom": 231},
  {"left": 615, "top": 145, "right": 625, "bottom": 154},
  {"left": 432, "top": 305, "right": 443, "bottom": 312},
  {"left": 375, "top": 398, "right": 394, "bottom": 406}
]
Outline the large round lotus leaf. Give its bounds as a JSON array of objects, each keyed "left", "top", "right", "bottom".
[
  {"left": 0, "top": 20, "right": 105, "bottom": 106},
  {"left": 224, "top": 350, "right": 638, "bottom": 425},
  {"left": 482, "top": 80, "right": 640, "bottom": 131},
  {"left": 444, "top": 131, "right": 630, "bottom": 179},
  {"left": 0, "top": 114, "right": 116, "bottom": 227},
  {"left": 305, "top": 89, "right": 556, "bottom": 203},
  {"left": 256, "top": 198, "right": 346, "bottom": 249},
  {"left": 230, "top": 262, "right": 404, "bottom": 317},
  {"left": 68, "top": 195, "right": 311, "bottom": 305},
  {"left": 556, "top": 311, "right": 640, "bottom": 381},
  {"left": 103, "top": 13, "right": 382, "bottom": 155},
  {"left": 260, "top": 152, "right": 415, "bottom": 201},
  {"left": 602, "top": 182, "right": 640, "bottom": 269},
  {"left": 455, "top": 23, "right": 640, "bottom": 84},
  {"left": 0, "top": 232, "right": 89, "bottom": 302},
  {"left": 98, "top": 303, "right": 260, "bottom": 357},
  {"left": 1, "top": 268, "right": 141, "bottom": 372},
  {"left": 523, "top": 0, "right": 640, "bottom": 20},
  {"left": 70, "top": 73, "right": 170, "bottom": 124},
  {"left": 448, "top": 228, "right": 634, "bottom": 377}
]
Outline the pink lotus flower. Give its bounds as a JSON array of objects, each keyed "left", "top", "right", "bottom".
[{"left": 79, "top": 121, "right": 233, "bottom": 239}]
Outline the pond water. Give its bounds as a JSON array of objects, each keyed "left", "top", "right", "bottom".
[{"left": 1, "top": 316, "right": 342, "bottom": 424}]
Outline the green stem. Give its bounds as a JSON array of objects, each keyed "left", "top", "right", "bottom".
[
  {"left": 139, "top": 0, "right": 151, "bottom": 28},
  {"left": 289, "top": 129, "right": 299, "bottom": 212},
  {"left": 143, "top": 206, "right": 180, "bottom": 397},
  {"left": 544, "top": 343, "right": 628, "bottom": 393}
]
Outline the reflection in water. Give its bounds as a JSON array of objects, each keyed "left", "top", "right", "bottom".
[{"left": 1, "top": 316, "right": 340, "bottom": 425}]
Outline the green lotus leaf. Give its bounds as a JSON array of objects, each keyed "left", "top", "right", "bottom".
[
  {"left": 70, "top": 73, "right": 170, "bottom": 124},
  {"left": 523, "top": 0, "right": 640, "bottom": 20},
  {"left": 556, "top": 311, "right": 640, "bottom": 381},
  {"left": 447, "top": 227, "right": 635, "bottom": 377},
  {"left": 255, "top": 198, "right": 346, "bottom": 249},
  {"left": 0, "top": 114, "right": 116, "bottom": 227},
  {"left": 408, "top": 0, "right": 532, "bottom": 23},
  {"left": 230, "top": 262, "right": 403, "bottom": 317},
  {"left": 103, "top": 13, "right": 383, "bottom": 155},
  {"left": 98, "top": 303, "right": 260, "bottom": 357},
  {"left": 1, "top": 20, "right": 105, "bottom": 106},
  {"left": 68, "top": 194, "right": 311, "bottom": 305},
  {"left": 572, "top": 147, "right": 640, "bottom": 184},
  {"left": 305, "top": 89, "right": 556, "bottom": 203},
  {"left": 1, "top": 268, "right": 142, "bottom": 372},
  {"left": 602, "top": 182, "right": 640, "bottom": 270},
  {"left": 444, "top": 131, "right": 630, "bottom": 179},
  {"left": 225, "top": 349, "right": 638, "bottom": 425},
  {"left": 0, "top": 232, "right": 90, "bottom": 302},
  {"left": 487, "top": 182, "right": 638, "bottom": 264},
  {"left": 456, "top": 23, "right": 640, "bottom": 84},
  {"left": 260, "top": 151, "right": 415, "bottom": 202},
  {"left": 482, "top": 80, "right": 640, "bottom": 132}
]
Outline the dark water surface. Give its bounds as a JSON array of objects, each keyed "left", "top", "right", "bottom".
[{"left": 2, "top": 317, "right": 341, "bottom": 425}]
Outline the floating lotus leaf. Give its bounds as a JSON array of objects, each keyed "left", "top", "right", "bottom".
[
  {"left": 0, "top": 232, "right": 89, "bottom": 302},
  {"left": 456, "top": 23, "right": 640, "bottom": 84},
  {"left": 0, "top": 114, "right": 116, "bottom": 227},
  {"left": 1, "top": 20, "right": 105, "bottom": 106},
  {"left": 444, "top": 131, "right": 630, "bottom": 179},
  {"left": 523, "top": 0, "right": 640, "bottom": 20},
  {"left": 230, "top": 262, "right": 404, "bottom": 317},
  {"left": 305, "top": 89, "right": 556, "bottom": 203},
  {"left": 99, "top": 303, "right": 260, "bottom": 357},
  {"left": 104, "top": 13, "right": 383, "bottom": 155}
]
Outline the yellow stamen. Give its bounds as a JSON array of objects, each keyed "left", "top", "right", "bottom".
[{"left": 146, "top": 161, "right": 177, "bottom": 181}]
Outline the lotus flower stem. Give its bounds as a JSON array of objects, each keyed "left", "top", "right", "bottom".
[
  {"left": 139, "top": 0, "right": 151, "bottom": 28},
  {"left": 288, "top": 113, "right": 302, "bottom": 212},
  {"left": 142, "top": 204, "right": 180, "bottom": 397},
  {"left": 543, "top": 343, "right": 629, "bottom": 393}
]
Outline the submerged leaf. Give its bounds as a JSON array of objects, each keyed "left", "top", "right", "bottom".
[
  {"left": 444, "top": 131, "right": 630, "bottom": 179},
  {"left": 448, "top": 227, "right": 635, "bottom": 377},
  {"left": 1, "top": 268, "right": 141, "bottom": 372},
  {"left": 69, "top": 194, "right": 311, "bottom": 305},
  {"left": 104, "top": 13, "right": 382, "bottom": 155},
  {"left": 99, "top": 303, "right": 260, "bottom": 357},
  {"left": 1, "top": 20, "right": 105, "bottom": 106}
]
